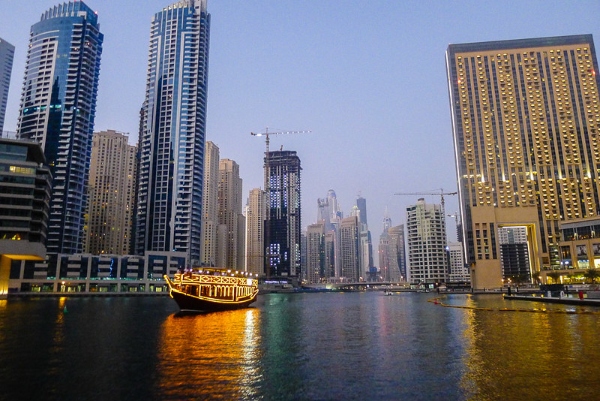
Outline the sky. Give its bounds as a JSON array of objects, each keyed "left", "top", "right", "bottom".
[{"left": 2, "top": 0, "right": 600, "bottom": 266}]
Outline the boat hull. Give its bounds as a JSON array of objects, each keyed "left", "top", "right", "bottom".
[
  {"left": 164, "top": 272, "right": 258, "bottom": 312},
  {"left": 169, "top": 288, "right": 257, "bottom": 312}
]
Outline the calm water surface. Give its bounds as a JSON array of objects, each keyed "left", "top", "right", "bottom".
[{"left": 1, "top": 292, "right": 599, "bottom": 400}]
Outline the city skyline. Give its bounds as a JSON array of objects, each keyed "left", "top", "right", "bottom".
[{"left": 2, "top": 1, "right": 600, "bottom": 256}]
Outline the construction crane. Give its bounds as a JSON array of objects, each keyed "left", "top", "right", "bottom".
[
  {"left": 251, "top": 128, "right": 312, "bottom": 156},
  {"left": 394, "top": 188, "right": 458, "bottom": 214},
  {"left": 250, "top": 128, "right": 311, "bottom": 277}
]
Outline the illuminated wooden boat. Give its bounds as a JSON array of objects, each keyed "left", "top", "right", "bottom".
[{"left": 164, "top": 268, "right": 259, "bottom": 312}]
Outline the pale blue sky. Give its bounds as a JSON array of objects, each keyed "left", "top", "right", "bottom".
[{"left": 2, "top": 0, "right": 600, "bottom": 260}]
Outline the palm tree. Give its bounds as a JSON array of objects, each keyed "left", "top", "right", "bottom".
[
  {"left": 584, "top": 268, "right": 600, "bottom": 284},
  {"left": 548, "top": 271, "right": 562, "bottom": 284}
]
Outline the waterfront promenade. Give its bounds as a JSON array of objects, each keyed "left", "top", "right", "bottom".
[{"left": 506, "top": 294, "right": 600, "bottom": 307}]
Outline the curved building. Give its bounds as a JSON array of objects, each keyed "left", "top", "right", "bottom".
[{"left": 16, "top": 1, "right": 103, "bottom": 255}]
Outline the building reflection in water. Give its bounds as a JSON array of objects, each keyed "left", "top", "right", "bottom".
[
  {"left": 157, "top": 307, "right": 262, "bottom": 399},
  {"left": 457, "top": 296, "right": 600, "bottom": 399}
]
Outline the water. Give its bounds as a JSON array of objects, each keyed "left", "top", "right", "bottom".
[{"left": 1, "top": 292, "right": 599, "bottom": 400}]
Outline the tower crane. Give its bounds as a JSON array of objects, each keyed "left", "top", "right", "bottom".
[
  {"left": 394, "top": 188, "right": 458, "bottom": 214},
  {"left": 251, "top": 128, "right": 312, "bottom": 157},
  {"left": 250, "top": 127, "right": 311, "bottom": 202},
  {"left": 250, "top": 128, "right": 311, "bottom": 277}
]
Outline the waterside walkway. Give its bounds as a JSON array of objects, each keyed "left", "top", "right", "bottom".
[{"left": 505, "top": 294, "right": 600, "bottom": 307}]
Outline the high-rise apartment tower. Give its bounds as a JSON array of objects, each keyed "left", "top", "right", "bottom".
[
  {"left": 17, "top": 2, "right": 103, "bottom": 255},
  {"left": 0, "top": 38, "right": 15, "bottom": 134},
  {"left": 406, "top": 199, "right": 448, "bottom": 285},
  {"left": 306, "top": 222, "right": 325, "bottom": 283},
  {"left": 200, "top": 141, "right": 219, "bottom": 266},
  {"left": 136, "top": 0, "right": 210, "bottom": 264},
  {"left": 218, "top": 159, "right": 243, "bottom": 269},
  {"left": 86, "top": 130, "right": 137, "bottom": 255},
  {"left": 447, "top": 35, "right": 600, "bottom": 288},
  {"left": 245, "top": 188, "right": 265, "bottom": 276}
]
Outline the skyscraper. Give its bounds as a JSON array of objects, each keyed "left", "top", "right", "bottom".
[
  {"left": 340, "top": 215, "right": 361, "bottom": 281},
  {"left": 387, "top": 225, "right": 406, "bottom": 282},
  {"left": 306, "top": 222, "right": 325, "bottom": 283},
  {"left": 86, "top": 130, "right": 137, "bottom": 255},
  {"left": 265, "top": 150, "right": 301, "bottom": 278},
  {"left": 245, "top": 188, "right": 265, "bottom": 276},
  {"left": 218, "top": 159, "right": 243, "bottom": 269},
  {"left": 17, "top": 2, "right": 103, "bottom": 255},
  {"left": 201, "top": 141, "right": 219, "bottom": 266},
  {"left": 406, "top": 199, "right": 447, "bottom": 285},
  {"left": 447, "top": 35, "right": 600, "bottom": 288},
  {"left": 356, "top": 196, "right": 374, "bottom": 279},
  {"left": 136, "top": 0, "right": 210, "bottom": 264},
  {"left": 0, "top": 38, "right": 14, "bottom": 134}
]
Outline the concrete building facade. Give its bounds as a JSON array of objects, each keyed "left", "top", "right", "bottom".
[
  {"left": 245, "top": 188, "right": 265, "bottom": 276},
  {"left": 406, "top": 199, "right": 448, "bottom": 285},
  {"left": 447, "top": 35, "right": 600, "bottom": 288},
  {"left": 0, "top": 139, "right": 51, "bottom": 298},
  {"left": 200, "top": 141, "right": 219, "bottom": 266},
  {"left": 86, "top": 130, "right": 137, "bottom": 255},
  {"left": 218, "top": 159, "right": 243, "bottom": 269}
]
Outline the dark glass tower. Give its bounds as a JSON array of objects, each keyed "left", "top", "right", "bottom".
[
  {"left": 265, "top": 150, "right": 301, "bottom": 278},
  {"left": 136, "top": 0, "right": 210, "bottom": 264},
  {"left": 17, "top": 2, "right": 103, "bottom": 255}
]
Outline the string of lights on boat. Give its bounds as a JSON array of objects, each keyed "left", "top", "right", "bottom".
[{"left": 184, "top": 268, "right": 258, "bottom": 278}]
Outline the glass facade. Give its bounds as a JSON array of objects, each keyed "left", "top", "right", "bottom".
[
  {"left": 16, "top": 2, "right": 103, "bottom": 255},
  {"left": 0, "top": 38, "right": 14, "bottom": 134},
  {"left": 136, "top": 0, "right": 210, "bottom": 264},
  {"left": 265, "top": 150, "right": 302, "bottom": 277}
]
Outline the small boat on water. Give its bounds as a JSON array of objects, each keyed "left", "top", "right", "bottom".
[{"left": 164, "top": 268, "right": 259, "bottom": 312}]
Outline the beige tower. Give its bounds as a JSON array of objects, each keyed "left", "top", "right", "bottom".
[
  {"left": 200, "top": 141, "right": 219, "bottom": 266},
  {"left": 447, "top": 35, "right": 600, "bottom": 289},
  {"left": 86, "top": 130, "right": 137, "bottom": 255},
  {"left": 245, "top": 188, "right": 265, "bottom": 276},
  {"left": 218, "top": 159, "right": 243, "bottom": 269}
]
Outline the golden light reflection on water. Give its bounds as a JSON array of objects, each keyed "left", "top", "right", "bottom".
[
  {"left": 157, "top": 307, "right": 263, "bottom": 399},
  {"left": 458, "top": 296, "right": 600, "bottom": 399}
]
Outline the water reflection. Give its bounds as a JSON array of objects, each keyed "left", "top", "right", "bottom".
[
  {"left": 157, "top": 307, "right": 262, "bottom": 399},
  {"left": 1, "top": 294, "right": 599, "bottom": 400},
  {"left": 455, "top": 295, "right": 600, "bottom": 400}
]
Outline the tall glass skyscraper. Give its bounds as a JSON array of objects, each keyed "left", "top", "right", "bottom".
[
  {"left": 17, "top": 2, "right": 103, "bottom": 255},
  {"left": 136, "top": 0, "right": 210, "bottom": 264},
  {"left": 0, "top": 38, "right": 15, "bottom": 134},
  {"left": 265, "top": 150, "right": 301, "bottom": 278}
]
